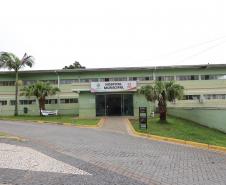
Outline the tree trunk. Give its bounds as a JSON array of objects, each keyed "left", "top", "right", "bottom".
[
  {"left": 39, "top": 98, "right": 46, "bottom": 116},
  {"left": 158, "top": 104, "right": 167, "bottom": 121},
  {"left": 38, "top": 99, "right": 41, "bottom": 116},
  {"left": 14, "top": 71, "right": 19, "bottom": 116},
  {"left": 158, "top": 91, "right": 167, "bottom": 121}
]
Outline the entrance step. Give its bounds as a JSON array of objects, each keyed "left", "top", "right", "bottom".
[{"left": 100, "top": 117, "right": 129, "bottom": 135}]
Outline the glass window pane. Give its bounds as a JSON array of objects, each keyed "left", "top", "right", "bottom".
[
  {"left": 96, "top": 95, "right": 106, "bottom": 116},
  {"left": 123, "top": 94, "right": 133, "bottom": 116}
]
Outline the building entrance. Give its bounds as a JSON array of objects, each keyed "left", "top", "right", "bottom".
[
  {"left": 96, "top": 94, "right": 133, "bottom": 116},
  {"left": 106, "top": 94, "right": 121, "bottom": 116}
]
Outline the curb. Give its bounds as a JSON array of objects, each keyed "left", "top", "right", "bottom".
[
  {"left": 0, "top": 133, "right": 26, "bottom": 142},
  {"left": 126, "top": 119, "right": 226, "bottom": 154},
  {"left": 0, "top": 118, "right": 104, "bottom": 129},
  {"left": 66, "top": 117, "right": 105, "bottom": 128},
  {"left": 0, "top": 136, "right": 26, "bottom": 142}
]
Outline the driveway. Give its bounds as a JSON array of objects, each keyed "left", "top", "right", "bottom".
[{"left": 0, "top": 117, "right": 226, "bottom": 185}]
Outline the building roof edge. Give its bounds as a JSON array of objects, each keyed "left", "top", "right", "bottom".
[{"left": 0, "top": 63, "right": 226, "bottom": 74}]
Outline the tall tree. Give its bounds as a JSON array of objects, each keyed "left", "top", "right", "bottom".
[
  {"left": 21, "top": 81, "right": 60, "bottom": 116},
  {"left": 139, "top": 81, "right": 184, "bottom": 121},
  {"left": 63, "top": 61, "right": 85, "bottom": 69},
  {"left": 0, "top": 52, "right": 34, "bottom": 116}
]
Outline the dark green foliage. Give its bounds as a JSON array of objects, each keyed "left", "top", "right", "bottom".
[
  {"left": 139, "top": 81, "right": 184, "bottom": 121},
  {"left": 21, "top": 81, "right": 60, "bottom": 116},
  {"left": 0, "top": 52, "right": 34, "bottom": 116},
  {"left": 63, "top": 61, "right": 85, "bottom": 69}
]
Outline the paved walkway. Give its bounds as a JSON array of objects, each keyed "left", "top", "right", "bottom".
[
  {"left": 100, "top": 117, "right": 129, "bottom": 134},
  {"left": 0, "top": 119, "right": 226, "bottom": 185}
]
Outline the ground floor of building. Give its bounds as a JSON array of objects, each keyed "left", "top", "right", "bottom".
[
  {"left": 0, "top": 91, "right": 152, "bottom": 117},
  {"left": 78, "top": 92, "right": 151, "bottom": 118}
]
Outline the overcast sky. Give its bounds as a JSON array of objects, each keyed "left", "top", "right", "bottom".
[{"left": 0, "top": 0, "right": 226, "bottom": 70}]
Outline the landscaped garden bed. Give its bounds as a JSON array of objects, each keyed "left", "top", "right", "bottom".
[
  {"left": 130, "top": 115, "right": 226, "bottom": 147},
  {"left": 0, "top": 116, "right": 100, "bottom": 126}
]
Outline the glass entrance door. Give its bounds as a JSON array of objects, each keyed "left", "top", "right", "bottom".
[
  {"left": 106, "top": 94, "right": 122, "bottom": 116},
  {"left": 95, "top": 94, "right": 134, "bottom": 116}
]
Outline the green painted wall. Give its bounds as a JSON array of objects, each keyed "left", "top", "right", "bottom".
[
  {"left": 1, "top": 65, "right": 226, "bottom": 116},
  {"left": 0, "top": 92, "right": 79, "bottom": 116},
  {"left": 133, "top": 93, "right": 152, "bottom": 117},
  {"left": 0, "top": 100, "right": 79, "bottom": 116},
  {"left": 0, "top": 104, "right": 39, "bottom": 116},
  {"left": 168, "top": 107, "right": 226, "bottom": 133},
  {"left": 79, "top": 92, "right": 96, "bottom": 118}
]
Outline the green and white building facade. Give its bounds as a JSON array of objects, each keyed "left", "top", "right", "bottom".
[{"left": 0, "top": 64, "right": 226, "bottom": 131}]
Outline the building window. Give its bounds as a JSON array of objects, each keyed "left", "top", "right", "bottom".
[
  {"left": 19, "top": 100, "right": 36, "bottom": 105},
  {"left": 119, "top": 77, "right": 127, "bottom": 81},
  {"left": 23, "top": 80, "right": 36, "bottom": 85},
  {"left": 183, "top": 95, "right": 200, "bottom": 100},
  {"left": 80, "top": 78, "right": 98, "bottom": 83},
  {"left": 201, "top": 74, "right": 226, "bottom": 80},
  {"left": 156, "top": 76, "right": 174, "bottom": 81},
  {"left": 203, "top": 94, "right": 226, "bottom": 99},
  {"left": 60, "top": 79, "right": 79, "bottom": 84},
  {"left": 165, "top": 76, "right": 175, "bottom": 81},
  {"left": 0, "top": 81, "right": 15, "bottom": 86},
  {"left": 108, "top": 78, "right": 114, "bottom": 81},
  {"left": 176, "top": 75, "right": 199, "bottom": 81},
  {"left": 80, "top": 79, "right": 90, "bottom": 83},
  {"left": 217, "top": 75, "right": 226, "bottom": 80},
  {"left": 128, "top": 76, "right": 152, "bottom": 81},
  {"left": 128, "top": 77, "right": 137, "bottom": 81},
  {"left": 45, "top": 99, "right": 58, "bottom": 104},
  {"left": 157, "top": 76, "right": 164, "bottom": 81},
  {"left": 0, "top": 100, "right": 7, "bottom": 106},
  {"left": 41, "top": 80, "right": 58, "bottom": 85},
  {"left": 10, "top": 100, "right": 16, "bottom": 105},
  {"left": 109, "top": 77, "right": 127, "bottom": 81},
  {"left": 104, "top": 78, "right": 109, "bottom": 82},
  {"left": 60, "top": 98, "right": 78, "bottom": 104},
  {"left": 89, "top": 78, "right": 99, "bottom": 82},
  {"left": 138, "top": 77, "right": 145, "bottom": 81},
  {"left": 145, "top": 76, "right": 150, "bottom": 81},
  {"left": 201, "top": 75, "right": 210, "bottom": 80},
  {"left": 137, "top": 77, "right": 150, "bottom": 81}
]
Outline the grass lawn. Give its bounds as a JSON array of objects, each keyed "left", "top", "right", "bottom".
[
  {"left": 0, "top": 115, "right": 100, "bottom": 126},
  {"left": 130, "top": 115, "right": 226, "bottom": 147}
]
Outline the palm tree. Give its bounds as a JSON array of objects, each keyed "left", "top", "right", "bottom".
[
  {"left": 21, "top": 81, "right": 60, "bottom": 116},
  {"left": 0, "top": 52, "right": 34, "bottom": 116},
  {"left": 139, "top": 81, "right": 184, "bottom": 121}
]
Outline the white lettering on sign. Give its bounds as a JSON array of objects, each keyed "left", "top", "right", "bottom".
[{"left": 91, "top": 81, "right": 137, "bottom": 93}]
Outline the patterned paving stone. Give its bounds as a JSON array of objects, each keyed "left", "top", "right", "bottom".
[
  {"left": 0, "top": 118, "right": 226, "bottom": 185},
  {"left": 0, "top": 143, "right": 90, "bottom": 175}
]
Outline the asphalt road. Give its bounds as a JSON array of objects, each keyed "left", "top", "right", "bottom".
[{"left": 0, "top": 118, "right": 226, "bottom": 185}]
